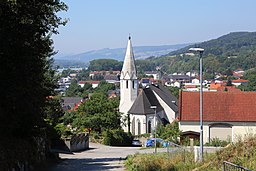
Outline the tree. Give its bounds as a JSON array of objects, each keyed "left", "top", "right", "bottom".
[
  {"left": 94, "top": 80, "right": 116, "bottom": 93},
  {"left": 239, "top": 68, "right": 256, "bottom": 91},
  {"left": 0, "top": 0, "right": 67, "bottom": 138},
  {"left": 166, "top": 86, "right": 180, "bottom": 99},
  {"left": 88, "top": 59, "right": 122, "bottom": 71},
  {"left": 74, "top": 92, "right": 121, "bottom": 133},
  {"left": 65, "top": 79, "right": 82, "bottom": 97},
  {"left": 157, "top": 121, "right": 181, "bottom": 144}
]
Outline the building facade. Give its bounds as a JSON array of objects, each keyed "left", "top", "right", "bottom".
[
  {"left": 119, "top": 36, "right": 138, "bottom": 132},
  {"left": 179, "top": 91, "right": 256, "bottom": 143}
]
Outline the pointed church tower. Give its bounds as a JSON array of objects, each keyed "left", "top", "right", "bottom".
[{"left": 119, "top": 36, "right": 138, "bottom": 132}]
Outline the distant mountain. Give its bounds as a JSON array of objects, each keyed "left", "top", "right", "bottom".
[{"left": 54, "top": 44, "right": 191, "bottom": 63}]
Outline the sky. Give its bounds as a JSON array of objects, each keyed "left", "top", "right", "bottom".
[{"left": 52, "top": 0, "right": 256, "bottom": 56}]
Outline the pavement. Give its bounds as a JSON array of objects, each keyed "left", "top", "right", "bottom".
[
  {"left": 47, "top": 143, "right": 153, "bottom": 171},
  {"left": 47, "top": 142, "right": 170, "bottom": 171}
]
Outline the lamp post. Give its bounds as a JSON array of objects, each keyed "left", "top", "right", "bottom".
[
  {"left": 150, "top": 106, "right": 157, "bottom": 153},
  {"left": 189, "top": 47, "right": 204, "bottom": 162}
]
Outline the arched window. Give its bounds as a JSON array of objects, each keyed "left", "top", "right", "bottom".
[
  {"left": 126, "top": 80, "right": 128, "bottom": 89},
  {"left": 137, "top": 119, "right": 141, "bottom": 135},
  {"left": 131, "top": 118, "right": 135, "bottom": 135},
  {"left": 148, "top": 120, "right": 152, "bottom": 133}
]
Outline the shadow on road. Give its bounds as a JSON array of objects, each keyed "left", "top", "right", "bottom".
[{"left": 46, "top": 157, "right": 125, "bottom": 171}]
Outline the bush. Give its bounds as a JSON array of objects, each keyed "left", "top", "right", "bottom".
[
  {"left": 102, "top": 129, "right": 133, "bottom": 146},
  {"left": 205, "top": 137, "right": 230, "bottom": 147}
]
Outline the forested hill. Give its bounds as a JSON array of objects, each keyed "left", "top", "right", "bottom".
[
  {"left": 143, "top": 32, "right": 256, "bottom": 74},
  {"left": 167, "top": 32, "right": 256, "bottom": 57}
]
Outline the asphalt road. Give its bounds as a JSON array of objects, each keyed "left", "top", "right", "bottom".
[{"left": 47, "top": 142, "right": 170, "bottom": 171}]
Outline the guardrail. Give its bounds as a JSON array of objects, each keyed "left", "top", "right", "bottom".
[
  {"left": 166, "top": 142, "right": 186, "bottom": 163},
  {"left": 222, "top": 161, "right": 252, "bottom": 171}
]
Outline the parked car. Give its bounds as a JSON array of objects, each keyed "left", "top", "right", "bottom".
[
  {"left": 145, "top": 139, "right": 154, "bottom": 147},
  {"left": 145, "top": 138, "right": 168, "bottom": 147},
  {"left": 132, "top": 140, "right": 142, "bottom": 147}
]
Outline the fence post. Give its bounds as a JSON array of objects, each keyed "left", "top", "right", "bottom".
[{"left": 194, "top": 146, "right": 199, "bottom": 162}]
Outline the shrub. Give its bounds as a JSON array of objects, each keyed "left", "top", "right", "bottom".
[
  {"left": 102, "top": 129, "right": 133, "bottom": 146},
  {"left": 205, "top": 137, "right": 230, "bottom": 147}
]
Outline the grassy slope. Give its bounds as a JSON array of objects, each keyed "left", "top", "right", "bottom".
[{"left": 125, "top": 135, "right": 256, "bottom": 171}]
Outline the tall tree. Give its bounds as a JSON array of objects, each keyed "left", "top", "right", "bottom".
[{"left": 0, "top": 0, "right": 67, "bottom": 138}]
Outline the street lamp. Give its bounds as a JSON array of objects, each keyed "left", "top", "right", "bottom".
[
  {"left": 189, "top": 47, "right": 204, "bottom": 162},
  {"left": 150, "top": 105, "right": 157, "bottom": 153}
]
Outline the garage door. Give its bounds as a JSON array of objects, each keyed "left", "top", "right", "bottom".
[{"left": 210, "top": 125, "right": 232, "bottom": 141}]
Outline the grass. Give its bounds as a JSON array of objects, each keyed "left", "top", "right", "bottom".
[{"left": 125, "top": 135, "right": 256, "bottom": 171}]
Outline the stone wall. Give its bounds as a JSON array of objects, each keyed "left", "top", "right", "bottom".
[{"left": 65, "top": 133, "right": 89, "bottom": 152}]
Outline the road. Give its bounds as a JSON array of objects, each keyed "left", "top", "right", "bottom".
[{"left": 47, "top": 142, "right": 170, "bottom": 171}]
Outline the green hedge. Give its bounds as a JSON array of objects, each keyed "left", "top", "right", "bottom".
[{"left": 102, "top": 129, "right": 133, "bottom": 146}]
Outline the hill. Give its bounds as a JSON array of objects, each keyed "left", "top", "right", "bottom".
[
  {"left": 54, "top": 44, "right": 190, "bottom": 63},
  {"left": 143, "top": 32, "right": 256, "bottom": 75}
]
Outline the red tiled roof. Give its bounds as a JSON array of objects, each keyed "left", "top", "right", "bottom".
[
  {"left": 217, "top": 86, "right": 241, "bottom": 92},
  {"left": 179, "top": 91, "right": 256, "bottom": 122},
  {"left": 232, "top": 79, "right": 249, "bottom": 83}
]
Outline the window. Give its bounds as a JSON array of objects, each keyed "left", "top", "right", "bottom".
[
  {"left": 137, "top": 119, "right": 141, "bottom": 135},
  {"left": 132, "top": 80, "right": 135, "bottom": 89},
  {"left": 148, "top": 120, "right": 152, "bottom": 133},
  {"left": 126, "top": 80, "right": 128, "bottom": 89}
]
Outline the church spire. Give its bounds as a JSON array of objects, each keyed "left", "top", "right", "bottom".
[{"left": 120, "top": 35, "right": 137, "bottom": 80}]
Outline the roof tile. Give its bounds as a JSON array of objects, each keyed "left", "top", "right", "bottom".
[{"left": 179, "top": 91, "right": 256, "bottom": 122}]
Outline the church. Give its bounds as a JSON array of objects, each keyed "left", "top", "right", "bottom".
[{"left": 119, "top": 36, "right": 178, "bottom": 135}]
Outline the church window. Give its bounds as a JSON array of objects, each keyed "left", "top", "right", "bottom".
[
  {"left": 132, "top": 118, "right": 135, "bottom": 135},
  {"left": 148, "top": 120, "right": 152, "bottom": 133},
  {"left": 137, "top": 119, "right": 141, "bottom": 135},
  {"left": 132, "top": 80, "right": 135, "bottom": 89},
  {"left": 126, "top": 80, "right": 128, "bottom": 89}
]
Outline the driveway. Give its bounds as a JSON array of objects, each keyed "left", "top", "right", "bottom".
[{"left": 47, "top": 142, "right": 170, "bottom": 171}]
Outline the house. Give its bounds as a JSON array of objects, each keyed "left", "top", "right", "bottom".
[
  {"left": 232, "top": 79, "right": 249, "bottom": 87},
  {"left": 62, "top": 97, "right": 84, "bottom": 111},
  {"left": 119, "top": 36, "right": 178, "bottom": 135},
  {"left": 169, "top": 74, "right": 191, "bottom": 84},
  {"left": 232, "top": 69, "right": 244, "bottom": 78},
  {"left": 178, "top": 91, "right": 256, "bottom": 143},
  {"left": 164, "top": 81, "right": 181, "bottom": 88},
  {"left": 145, "top": 71, "right": 161, "bottom": 80},
  {"left": 104, "top": 74, "right": 119, "bottom": 84},
  {"left": 140, "top": 78, "right": 154, "bottom": 87},
  {"left": 209, "top": 81, "right": 241, "bottom": 92},
  {"left": 79, "top": 80, "right": 100, "bottom": 88}
]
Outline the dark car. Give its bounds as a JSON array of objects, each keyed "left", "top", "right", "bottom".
[{"left": 132, "top": 140, "right": 142, "bottom": 147}]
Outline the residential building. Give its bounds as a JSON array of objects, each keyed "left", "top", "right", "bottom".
[
  {"left": 179, "top": 91, "right": 256, "bottom": 143},
  {"left": 232, "top": 79, "right": 249, "bottom": 87},
  {"left": 145, "top": 71, "right": 161, "bottom": 80}
]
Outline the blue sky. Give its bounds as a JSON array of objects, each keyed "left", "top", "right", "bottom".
[{"left": 53, "top": 0, "right": 256, "bottom": 56}]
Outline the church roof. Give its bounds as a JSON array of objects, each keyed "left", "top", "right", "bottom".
[
  {"left": 149, "top": 84, "right": 178, "bottom": 113},
  {"left": 128, "top": 83, "right": 178, "bottom": 115},
  {"left": 120, "top": 36, "right": 137, "bottom": 80},
  {"left": 128, "top": 87, "right": 163, "bottom": 115}
]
